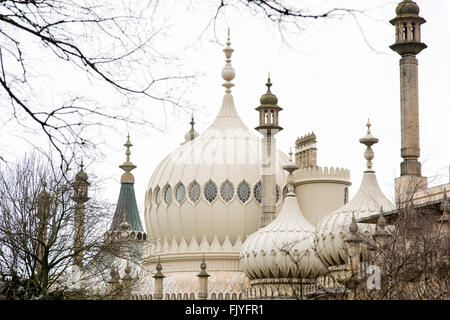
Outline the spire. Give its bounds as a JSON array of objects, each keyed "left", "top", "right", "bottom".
[
  {"left": 119, "top": 134, "right": 136, "bottom": 184},
  {"left": 221, "top": 28, "right": 235, "bottom": 94},
  {"left": 359, "top": 119, "right": 379, "bottom": 172},
  {"left": 109, "top": 134, "right": 144, "bottom": 232}
]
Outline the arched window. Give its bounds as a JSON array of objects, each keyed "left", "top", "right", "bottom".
[
  {"left": 253, "top": 181, "right": 262, "bottom": 204},
  {"left": 282, "top": 185, "right": 289, "bottom": 198},
  {"left": 220, "top": 180, "right": 234, "bottom": 203},
  {"left": 344, "top": 187, "right": 349, "bottom": 204},
  {"left": 188, "top": 181, "right": 201, "bottom": 203},
  {"left": 402, "top": 23, "right": 408, "bottom": 40},
  {"left": 175, "top": 183, "right": 186, "bottom": 203},
  {"left": 154, "top": 186, "right": 161, "bottom": 205},
  {"left": 237, "top": 181, "right": 251, "bottom": 203},
  {"left": 204, "top": 180, "right": 218, "bottom": 203},
  {"left": 163, "top": 185, "right": 172, "bottom": 204}
]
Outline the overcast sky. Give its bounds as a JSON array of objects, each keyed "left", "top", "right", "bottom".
[{"left": 3, "top": 1, "right": 450, "bottom": 227}]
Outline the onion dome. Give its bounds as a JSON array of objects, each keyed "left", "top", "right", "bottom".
[
  {"left": 259, "top": 75, "right": 278, "bottom": 105},
  {"left": 110, "top": 135, "right": 144, "bottom": 232},
  {"left": 182, "top": 113, "right": 199, "bottom": 145},
  {"left": 317, "top": 120, "right": 395, "bottom": 266},
  {"left": 240, "top": 160, "right": 326, "bottom": 280},
  {"left": 395, "top": 0, "right": 420, "bottom": 16},
  {"left": 75, "top": 160, "right": 88, "bottom": 182},
  {"left": 145, "top": 30, "right": 288, "bottom": 246}
]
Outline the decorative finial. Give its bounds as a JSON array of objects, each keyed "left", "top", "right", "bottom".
[
  {"left": 266, "top": 73, "right": 272, "bottom": 93},
  {"left": 349, "top": 212, "right": 358, "bottom": 234},
  {"left": 359, "top": 119, "right": 379, "bottom": 172},
  {"left": 222, "top": 28, "right": 235, "bottom": 93},
  {"left": 119, "top": 134, "right": 136, "bottom": 183},
  {"left": 289, "top": 147, "right": 293, "bottom": 162},
  {"left": 377, "top": 209, "right": 387, "bottom": 231},
  {"left": 190, "top": 112, "right": 195, "bottom": 130},
  {"left": 198, "top": 254, "right": 209, "bottom": 277},
  {"left": 119, "top": 210, "right": 130, "bottom": 231},
  {"left": 154, "top": 256, "right": 165, "bottom": 278}
]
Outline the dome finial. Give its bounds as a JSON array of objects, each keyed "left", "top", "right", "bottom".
[
  {"left": 119, "top": 134, "right": 137, "bottom": 183},
  {"left": 182, "top": 112, "right": 199, "bottom": 144},
  {"left": 222, "top": 28, "right": 235, "bottom": 93},
  {"left": 359, "top": 119, "right": 379, "bottom": 172}
]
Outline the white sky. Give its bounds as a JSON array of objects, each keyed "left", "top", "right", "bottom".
[{"left": 2, "top": 1, "right": 450, "bottom": 227}]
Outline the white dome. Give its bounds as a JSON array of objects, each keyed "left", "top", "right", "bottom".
[
  {"left": 144, "top": 91, "right": 289, "bottom": 245},
  {"left": 317, "top": 171, "right": 396, "bottom": 266},
  {"left": 240, "top": 189, "right": 326, "bottom": 280}
]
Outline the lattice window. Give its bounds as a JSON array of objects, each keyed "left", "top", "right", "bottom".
[
  {"left": 282, "top": 185, "right": 289, "bottom": 198},
  {"left": 220, "top": 180, "right": 234, "bottom": 203},
  {"left": 254, "top": 181, "right": 262, "bottom": 204},
  {"left": 155, "top": 186, "right": 161, "bottom": 205},
  {"left": 204, "top": 180, "right": 218, "bottom": 203},
  {"left": 237, "top": 181, "right": 251, "bottom": 203},
  {"left": 175, "top": 183, "right": 185, "bottom": 203},
  {"left": 275, "top": 185, "right": 280, "bottom": 203},
  {"left": 163, "top": 185, "right": 172, "bottom": 204},
  {"left": 188, "top": 181, "right": 201, "bottom": 203}
]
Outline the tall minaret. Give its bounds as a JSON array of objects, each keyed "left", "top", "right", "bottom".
[
  {"left": 390, "top": 0, "right": 428, "bottom": 201},
  {"left": 255, "top": 75, "right": 283, "bottom": 227},
  {"left": 72, "top": 160, "right": 90, "bottom": 268},
  {"left": 390, "top": 0, "right": 426, "bottom": 177}
]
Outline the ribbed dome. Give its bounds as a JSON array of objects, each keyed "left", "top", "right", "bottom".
[
  {"left": 316, "top": 121, "right": 395, "bottom": 266},
  {"left": 240, "top": 189, "right": 326, "bottom": 279},
  {"left": 396, "top": 0, "right": 419, "bottom": 16},
  {"left": 144, "top": 38, "right": 288, "bottom": 246},
  {"left": 145, "top": 92, "right": 289, "bottom": 244},
  {"left": 316, "top": 171, "right": 396, "bottom": 266}
]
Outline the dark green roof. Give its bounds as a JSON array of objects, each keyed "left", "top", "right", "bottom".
[{"left": 110, "top": 182, "right": 144, "bottom": 231}]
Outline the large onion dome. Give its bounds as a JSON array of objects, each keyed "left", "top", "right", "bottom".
[
  {"left": 317, "top": 121, "right": 395, "bottom": 266},
  {"left": 144, "top": 33, "right": 288, "bottom": 246},
  {"left": 240, "top": 161, "right": 326, "bottom": 281}
]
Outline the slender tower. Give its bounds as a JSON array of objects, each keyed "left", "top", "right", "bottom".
[
  {"left": 390, "top": 0, "right": 428, "bottom": 200},
  {"left": 255, "top": 75, "right": 283, "bottom": 227},
  {"left": 72, "top": 160, "right": 90, "bottom": 268}
]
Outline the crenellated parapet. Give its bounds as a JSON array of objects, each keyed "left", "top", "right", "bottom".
[
  {"left": 294, "top": 166, "right": 350, "bottom": 185},
  {"left": 292, "top": 166, "right": 351, "bottom": 227},
  {"left": 295, "top": 132, "right": 317, "bottom": 168}
]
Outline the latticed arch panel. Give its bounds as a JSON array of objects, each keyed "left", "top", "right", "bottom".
[
  {"left": 188, "top": 181, "right": 201, "bottom": 204},
  {"left": 220, "top": 180, "right": 234, "bottom": 203},
  {"left": 237, "top": 181, "right": 251, "bottom": 203},
  {"left": 204, "top": 180, "right": 218, "bottom": 203}
]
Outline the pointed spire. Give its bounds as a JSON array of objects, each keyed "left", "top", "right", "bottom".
[
  {"left": 119, "top": 134, "right": 136, "bottom": 183},
  {"left": 288, "top": 147, "right": 293, "bottom": 162},
  {"left": 222, "top": 28, "right": 235, "bottom": 94},
  {"left": 359, "top": 119, "right": 379, "bottom": 172}
]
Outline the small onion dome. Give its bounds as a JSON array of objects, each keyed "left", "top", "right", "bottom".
[
  {"left": 75, "top": 160, "right": 88, "bottom": 182},
  {"left": 182, "top": 114, "right": 199, "bottom": 144},
  {"left": 240, "top": 162, "right": 326, "bottom": 280},
  {"left": 316, "top": 121, "right": 395, "bottom": 266},
  {"left": 259, "top": 76, "right": 278, "bottom": 106},
  {"left": 395, "top": 0, "right": 420, "bottom": 16}
]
